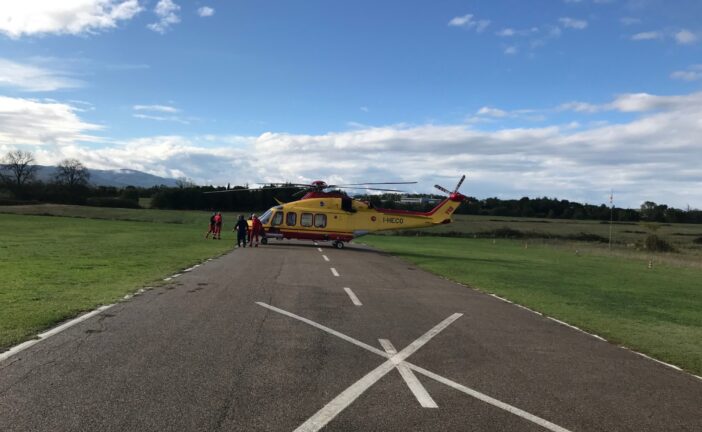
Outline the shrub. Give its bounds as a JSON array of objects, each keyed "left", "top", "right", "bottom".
[
  {"left": 693, "top": 236, "right": 702, "bottom": 245},
  {"left": 642, "top": 234, "right": 676, "bottom": 252},
  {"left": 567, "top": 232, "right": 608, "bottom": 243}
]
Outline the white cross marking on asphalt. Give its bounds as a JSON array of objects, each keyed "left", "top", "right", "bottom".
[
  {"left": 255, "top": 302, "right": 572, "bottom": 432},
  {"left": 379, "top": 339, "right": 438, "bottom": 408}
]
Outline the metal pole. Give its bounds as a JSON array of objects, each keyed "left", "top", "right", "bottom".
[{"left": 608, "top": 190, "right": 614, "bottom": 250}]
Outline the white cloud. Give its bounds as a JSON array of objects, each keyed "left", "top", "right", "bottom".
[
  {"left": 132, "top": 104, "right": 191, "bottom": 123},
  {"left": 133, "top": 104, "right": 180, "bottom": 113},
  {"left": 631, "top": 31, "right": 663, "bottom": 40},
  {"left": 360, "top": 106, "right": 369, "bottom": 112},
  {"left": 148, "top": 0, "right": 180, "bottom": 34},
  {"left": 5, "top": 91, "right": 702, "bottom": 207},
  {"left": 477, "top": 107, "right": 508, "bottom": 117},
  {"left": 0, "top": 58, "right": 83, "bottom": 92},
  {"left": 670, "top": 65, "right": 702, "bottom": 82},
  {"left": 0, "top": 0, "right": 142, "bottom": 38},
  {"left": 558, "top": 17, "right": 588, "bottom": 30},
  {"left": 0, "top": 96, "right": 101, "bottom": 146},
  {"left": 674, "top": 29, "right": 698, "bottom": 45},
  {"left": 448, "top": 14, "right": 490, "bottom": 33},
  {"left": 504, "top": 46, "right": 518, "bottom": 55},
  {"left": 496, "top": 28, "right": 515, "bottom": 37},
  {"left": 558, "top": 101, "right": 602, "bottom": 113},
  {"left": 197, "top": 6, "right": 214, "bottom": 17}
]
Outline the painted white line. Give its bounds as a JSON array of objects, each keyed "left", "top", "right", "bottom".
[
  {"left": 379, "top": 339, "right": 438, "bottom": 408},
  {"left": 172, "top": 273, "right": 182, "bottom": 278},
  {"left": 317, "top": 247, "right": 323, "bottom": 252},
  {"left": 408, "top": 363, "right": 572, "bottom": 432},
  {"left": 343, "top": 287, "right": 362, "bottom": 306},
  {"left": 295, "top": 356, "right": 397, "bottom": 432},
  {"left": 1, "top": 305, "right": 114, "bottom": 363},
  {"left": 256, "top": 302, "right": 571, "bottom": 432},
  {"left": 293, "top": 314, "right": 461, "bottom": 432},
  {"left": 330, "top": 267, "right": 340, "bottom": 277},
  {"left": 163, "top": 277, "right": 172, "bottom": 281},
  {"left": 322, "top": 255, "right": 330, "bottom": 262},
  {"left": 633, "top": 351, "right": 683, "bottom": 371},
  {"left": 256, "top": 302, "right": 385, "bottom": 356}
]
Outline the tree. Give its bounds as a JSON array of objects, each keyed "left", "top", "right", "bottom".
[
  {"left": 54, "top": 159, "right": 90, "bottom": 188},
  {"left": 0, "top": 150, "right": 38, "bottom": 188}
]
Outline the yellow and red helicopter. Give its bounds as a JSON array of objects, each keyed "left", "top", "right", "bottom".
[{"left": 209, "top": 176, "right": 467, "bottom": 249}]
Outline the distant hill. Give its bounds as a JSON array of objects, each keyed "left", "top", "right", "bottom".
[{"left": 33, "top": 166, "right": 179, "bottom": 188}]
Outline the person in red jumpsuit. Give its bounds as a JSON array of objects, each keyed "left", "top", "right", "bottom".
[
  {"left": 249, "top": 214, "right": 263, "bottom": 247},
  {"left": 213, "top": 212, "right": 223, "bottom": 240}
]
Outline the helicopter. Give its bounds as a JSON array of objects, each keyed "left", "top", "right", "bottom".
[{"left": 207, "top": 176, "right": 467, "bottom": 249}]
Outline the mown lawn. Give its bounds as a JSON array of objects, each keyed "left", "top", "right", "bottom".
[
  {"left": 363, "top": 235, "right": 702, "bottom": 376},
  {"left": 0, "top": 212, "right": 233, "bottom": 350}
]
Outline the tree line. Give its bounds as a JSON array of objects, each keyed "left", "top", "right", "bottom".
[{"left": 2, "top": 150, "right": 701, "bottom": 224}]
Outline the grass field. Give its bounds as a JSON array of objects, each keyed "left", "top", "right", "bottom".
[
  {"left": 2, "top": 204, "right": 701, "bottom": 377},
  {"left": 404, "top": 214, "right": 702, "bottom": 253},
  {"left": 0, "top": 206, "right": 245, "bottom": 350},
  {"left": 363, "top": 235, "right": 702, "bottom": 376}
]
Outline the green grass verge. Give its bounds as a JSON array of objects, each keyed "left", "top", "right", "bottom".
[
  {"left": 362, "top": 235, "right": 702, "bottom": 376},
  {"left": 0, "top": 211, "right": 235, "bottom": 350}
]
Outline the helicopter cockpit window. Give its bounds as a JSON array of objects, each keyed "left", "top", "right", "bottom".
[
  {"left": 272, "top": 211, "right": 283, "bottom": 226},
  {"left": 259, "top": 210, "right": 272, "bottom": 224},
  {"left": 314, "top": 214, "right": 327, "bottom": 228},
  {"left": 301, "top": 213, "right": 313, "bottom": 227},
  {"left": 286, "top": 212, "right": 297, "bottom": 226}
]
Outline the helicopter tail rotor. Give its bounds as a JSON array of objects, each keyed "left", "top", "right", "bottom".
[{"left": 435, "top": 175, "right": 467, "bottom": 202}]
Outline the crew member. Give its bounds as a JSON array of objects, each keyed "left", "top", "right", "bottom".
[
  {"left": 213, "top": 212, "right": 223, "bottom": 240},
  {"left": 249, "top": 214, "right": 263, "bottom": 247},
  {"left": 205, "top": 212, "right": 216, "bottom": 239},
  {"left": 234, "top": 215, "right": 248, "bottom": 247}
]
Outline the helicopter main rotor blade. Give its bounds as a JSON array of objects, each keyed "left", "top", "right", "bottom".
[
  {"left": 335, "top": 181, "right": 417, "bottom": 186},
  {"left": 434, "top": 184, "right": 451, "bottom": 194},
  {"left": 453, "top": 175, "right": 466, "bottom": 193},
  {"left": 203, "top": 186, "right": 305, "bottom": 194},
  {"left": 255, "top": 183, "right": 312, "bottom": 187},
  {"left": 336, "top": 186, "right": 406, "bottom": 192}
]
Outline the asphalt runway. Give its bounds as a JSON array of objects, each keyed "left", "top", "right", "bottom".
[{"left": 1, "top": 240, "right": 701, "bottom": 431}]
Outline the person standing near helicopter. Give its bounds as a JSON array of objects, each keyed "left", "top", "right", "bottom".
[
  {"left": 249, "top": 213, "right": 263, "bottom": 247},
  {"left": 213, "top": 212, "right": 223, "bottom": 240},
  {"left": 233, "top": 214, "right": 248, "bottom": 247},
  {"left": 204, "top": 211, "right": 216, "bottom": 239}
]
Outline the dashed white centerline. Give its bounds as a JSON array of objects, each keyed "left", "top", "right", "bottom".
[
  {"left": 322, "top": 255, "right": 330, "bottom": 262},
  {"left": 343, "top": 287, "right": 362, "bottom": 306},
  {"left": 330, "top": 268, "right": 340, "bottom": 277},
  {"left": 317, "top": 247, "right": 323, "bottom": 252}
]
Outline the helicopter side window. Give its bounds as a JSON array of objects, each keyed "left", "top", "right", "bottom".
[
  {"left": 286, "top": 212, "right": 297, "bottom": 226},
  {"left": 341, "top": 197, "right": 355, "bottom": 212},
  {"left": 314, "top": 214, "right": 327, "bottom": 228},
  {"left": 300, "top": 213, "right": 313, "bottom": 227},
  {"left": 272, "top": 211, "right": 283, "bottom": 226}
]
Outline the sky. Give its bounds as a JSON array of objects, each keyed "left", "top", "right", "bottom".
[{"left": 0, "top": 0, "right": 701, "bottom": 208}]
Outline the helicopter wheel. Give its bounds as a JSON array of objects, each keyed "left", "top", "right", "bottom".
[{"left": 333, "top": 240, "right": 344, "bottom": 249}]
